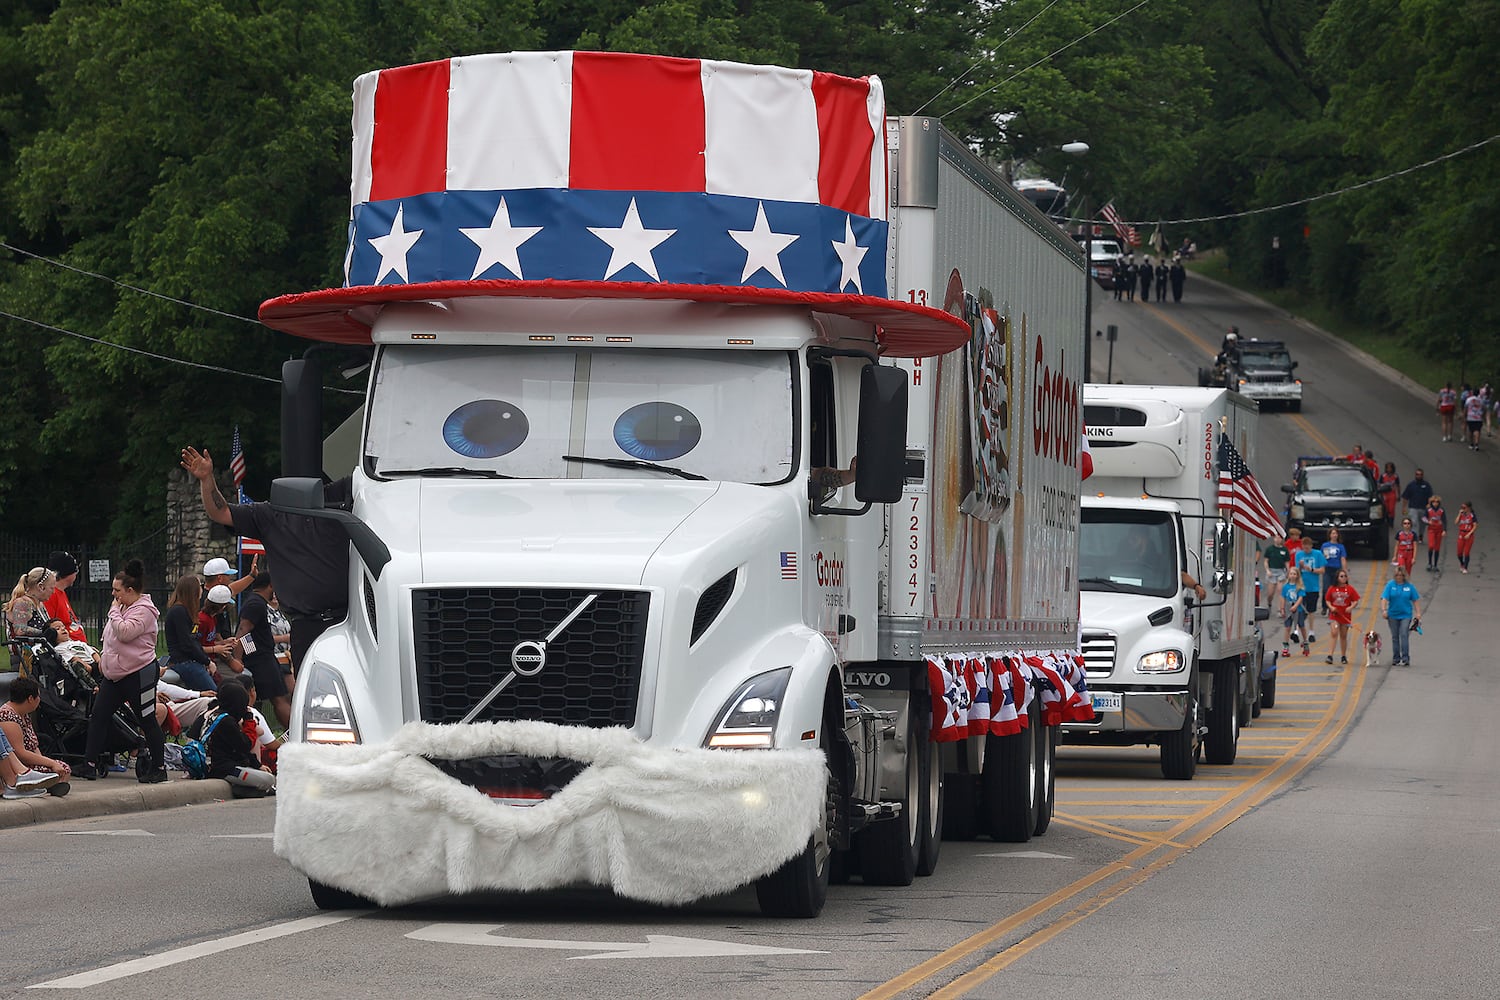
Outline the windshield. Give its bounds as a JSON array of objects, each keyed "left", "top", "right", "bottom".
[
  {"left": 1239, "top": 349, "right": 1292, "bottom": 369},
  {"left": 365, "top": 345, "right": 794, "bottom": 483},
  {"left": 1303, "top": 468, "right": 1370, "bottom": 493},
  {"left": 1079, "top": 509, "right": 1181, "bottom": 597}
]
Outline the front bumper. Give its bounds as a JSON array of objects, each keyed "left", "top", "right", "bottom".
[
  {"left": 1060, "top": 688, "right": 1190, "bottom": 734},
  {"left": 274, "top": 721, "right": 826, "bottom": 906}
]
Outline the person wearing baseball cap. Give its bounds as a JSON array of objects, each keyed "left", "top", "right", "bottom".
[{"left": 43, "top": 551, "right": 88, "bottom": 645}]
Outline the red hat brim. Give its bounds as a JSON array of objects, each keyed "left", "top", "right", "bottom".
[{"left": 259, "top": 279, "right": 971, "bottom": 359}]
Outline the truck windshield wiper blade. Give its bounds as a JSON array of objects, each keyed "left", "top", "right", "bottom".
[
  {"left": 562, "top": 454, "right": 707, "bottom": 480},
  {"left": 380, "top": 467, "right": 514, "bottom": 479},
  {"left": 1078, "top": 576, "right": 1128, "bottom": 592}
]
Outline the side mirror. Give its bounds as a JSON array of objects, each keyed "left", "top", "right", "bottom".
[
  {"left": 270, "top": 476, "right": 391, "bottom": 579},
  {"left": 282, "top": 357, "right": 324, "bottom": 479},
  {"left": 854, "top": 364, "right": 908, "bottom": 504},
  {"left": 1254, "top": 606, "right": 1271, "bottom": 623}
]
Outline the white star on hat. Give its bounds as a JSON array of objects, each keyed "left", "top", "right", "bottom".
[
  {"left": 728, "top": 202, "right": 799, "bottom": 286},
  {"left": 368, "top": 203, "right": 423, "bottom": 284},
  {"left": 460, "top": 197, "right": 543, "bottom": 280},
  {"left": 588, "top": 198, "right": 676, "bottom": 282},
  {"left": 832, "top": 216, "right": 869, "bottom": 294}
]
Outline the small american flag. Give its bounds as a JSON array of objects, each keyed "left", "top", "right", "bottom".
[
  {"left": 229, "top": 426, "right": 247, "bottom": 490},
  {"left": 779, "top": 551, "right": 798, "bottom": 580},
  {"left": 1100, "top": 201, "right": 1132, "bottom": 247},
  {"left": 1217, "top": 434, "right": 1285, "bottom": 540}
]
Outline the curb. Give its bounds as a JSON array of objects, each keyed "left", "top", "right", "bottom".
[{"left": 0, "top": 777, "right": 235, "bottom": 829}]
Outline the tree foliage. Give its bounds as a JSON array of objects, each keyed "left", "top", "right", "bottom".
[{"left": 1, "top": 0, "right": 1493, "bottom": 545}]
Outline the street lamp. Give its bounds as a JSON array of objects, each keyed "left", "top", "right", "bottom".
[{"left": 1061, "top": 141, "right": 1091, "bottom": 382}]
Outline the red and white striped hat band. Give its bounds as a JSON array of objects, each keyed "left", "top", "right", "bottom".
[{"left": 259, "top": 51, "right": 969, "bottom": 355}]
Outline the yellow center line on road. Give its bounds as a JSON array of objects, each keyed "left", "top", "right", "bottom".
[{"left": 865, "top": 561, "right": 1391, "bottom": 1000}]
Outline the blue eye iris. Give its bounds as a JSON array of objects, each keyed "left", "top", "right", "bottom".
[
  {"left": 614, "top": 402, "right": 701, "bottom": 461},
  {"left": 442, "top": 399, "right": 528, "bottom": 459}
]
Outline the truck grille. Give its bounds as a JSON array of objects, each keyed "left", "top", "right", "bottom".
[
  {"left": 412, "top": 587, "right": 650, "bottom": 727},
  {"left": 1244, "top": 371, "right": 1289, "bottom": 384},
  {"left": 1080, "top": 632, "right": 1117, "bottom": 677}
]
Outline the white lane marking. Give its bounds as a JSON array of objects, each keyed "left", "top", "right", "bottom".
[
  {"left": 208, "top": 833, "right": 274, "bottom": 839},
  {"left": 58, "top": 830, "right": 154, "bottom": 837},
  {"left": 405, "top": 923, "right": 824, "bottom": 960},
  {"left": 29, "top": 914, "right": 362, "bottom": 989},
  {"left": 976, "top": 850, "right": 1073, "bottom": 859}
]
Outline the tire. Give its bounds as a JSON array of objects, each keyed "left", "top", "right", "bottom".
[
  {"left": 757, "top": 724, "right": 834, "bottom": 917},
  {"left": 1161, "top": 689, "right": 1199, "bottom": 780},
  {"left": 1197, "top": 367, "right": 1211, "bottom": 387},
  {"left": 1372, "top": 528, "right": 1391, "bottom": 561},
  {"left": 1260, "top": 671, "right": 1277, "bottom": 710},
  {"left": 857, "top": 706, "right": 922, "bottom": 887},
  {"left": 1205, "top": 660, "right": 1240, "bottom": 765},
  {"left": 984, "top": 698, "right": 1039, "bottom": 842},
  {"left": 942, "top": 771, "right": 981, "bottom": 841},
  {"left": 1032, "top": 717, "right": 1057, "bottom": 837},
  {"left": 309, "top": 879, "right": 372, "bottom": 910}
]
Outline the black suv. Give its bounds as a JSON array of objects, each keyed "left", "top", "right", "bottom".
[{"left": 1281, "top": 457, "right": 1389, "bottom": 558}]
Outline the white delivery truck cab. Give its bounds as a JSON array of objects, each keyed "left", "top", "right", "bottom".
[
  {"left": 1072, "top": 385, "right": 1271, "bottom": 779},
  {"left": 257, "top": 52, "right": 1086, "bottom": 917}
]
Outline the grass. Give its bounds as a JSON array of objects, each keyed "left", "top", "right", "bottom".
[{"left": 1187, "top": 250, "right": 1450, "bottom": 392}]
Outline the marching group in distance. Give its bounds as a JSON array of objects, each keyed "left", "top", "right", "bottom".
[{"left": 1259, "top": 440, "right": 1479, "bottom": 671}]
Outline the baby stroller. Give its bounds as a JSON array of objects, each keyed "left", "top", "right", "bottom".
[{"left": 21, "top": 639, "right": 145, "bottom": 771}]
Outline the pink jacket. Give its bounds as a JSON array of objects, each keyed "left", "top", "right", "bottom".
[{"left": 101, "top": 594, "right": 160, "bottom": 681}]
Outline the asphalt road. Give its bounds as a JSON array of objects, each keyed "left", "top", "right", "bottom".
[{"left": 5, "top": 275, "right": 1497, "bottom": 1000}]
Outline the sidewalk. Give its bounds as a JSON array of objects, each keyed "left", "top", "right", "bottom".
[{"left": 0, "top": 769, "right": 234, "bottom": 829}]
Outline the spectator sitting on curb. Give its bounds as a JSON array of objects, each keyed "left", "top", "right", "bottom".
[
  {"left": 0, "top": 724, "right": 63, "bottom": 798},
  {"left": 1, "top": 677, "right": 71, "bottom": 794},
  {"left": 200, "top": 585, "right": 243, "bottom": 685},
  {"left": 162, "top": 574, "right": 225, "bottom": 692},
  {"left": 158, "top": 681, "right": 215, "bottom": 734},
  {"left": 234, "top": 673, "right": 284, "bottom": 772},
  {"left": 204, "top": 680, "right": 276, "bottom": 796}
]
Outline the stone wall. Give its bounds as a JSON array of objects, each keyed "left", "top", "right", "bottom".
[{"left": 164, "top": 467, "right": 243, "bottom": 584}]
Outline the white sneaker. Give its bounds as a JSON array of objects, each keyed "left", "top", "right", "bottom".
[
  {"left": 15, "top": 770, "right": 62, "bottom": 792},
  {"left": 3, "top": 784, "right": 46, "bottom": 799}
]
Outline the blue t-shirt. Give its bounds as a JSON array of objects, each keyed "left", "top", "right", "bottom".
[
  {"left": 1296, "top": 549, "right": 1327, "bottom": 592},
  {"left": 1280, "top": 581, "right": 1303, "bottom": 612},
  {"left": 1381, "top": 580, "right": 1421, "bottom": 619},
  {"left": 1320, "top": 541, "right": 1346, "bottom": 571}
]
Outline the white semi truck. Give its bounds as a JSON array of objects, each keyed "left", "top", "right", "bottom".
[
  {"left": 1071, "top": 385, "right": 1273, "bottom": 779},
  {"left": 257, "top": 52, "right": 1086, "bottom": 917}
]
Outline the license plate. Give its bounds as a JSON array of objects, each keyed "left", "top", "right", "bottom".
[{"left": 1091, "top": 692, "right": 1122, "bottom": 713}]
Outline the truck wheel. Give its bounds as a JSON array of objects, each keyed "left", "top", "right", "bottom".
[
  {"left": 756, "top": 725, "right": 833, "bottom": 917},
  {"left": 1260, "top": 671, "right": 1277, "bottom": 710},
  {"left": 1197, "top": 367, "right": 1211, "bottom": 387},
  {"left": 1161, "top": 693, "right": 1199, "bottom": 780},
  {"left": 309, "top": 879, "right": 372, "bottom": 910},
  {"left": 1373, "top": 528, "right": 1391, "bottom": 561},
  {"left": 1206, "top": 660, "right": 1240, "bottom": 765},
  {"left": 942, "top": 772, "right": 980, "bottom": 841},
  {"left": 1032, "top": 717, "right": 1057, "bottom": 837},
  {"left": 984, "top": 698, "right": 1039, "bottom": 842},
  {"left": 857, "top": 707, "right": 922, "bottom": 886}
]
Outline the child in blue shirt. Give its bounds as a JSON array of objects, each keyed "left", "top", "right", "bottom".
[{"left": 1279, "top": 573, "right": 1307, "bottom": 657}]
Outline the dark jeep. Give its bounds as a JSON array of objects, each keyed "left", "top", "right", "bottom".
[{"left": 1281, "top": 457, "right": 1389, "bottom": 559}]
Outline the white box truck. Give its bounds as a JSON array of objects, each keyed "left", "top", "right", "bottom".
[
  {"left": 256, "top": 52, "right": 1086, "bottom": 917},
  {"left": 1071, "top": 385, "right": 1273, "bottom": 779}
]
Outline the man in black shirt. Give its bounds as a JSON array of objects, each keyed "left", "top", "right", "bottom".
[
  {"left": 236, "top": 572, "right": 290, "bottom": 727},
  {"left": 181, "top": 446, "right": 351, "bottom": 678}
]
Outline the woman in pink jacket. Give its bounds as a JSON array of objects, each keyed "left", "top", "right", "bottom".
[{"left": 81, "top": 560, "right": 167, "bottom": 782}]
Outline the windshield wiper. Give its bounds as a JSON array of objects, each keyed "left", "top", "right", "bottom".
[
  {"left": 380, "top": 467, "right": 514, "bottom": 479},
  {"left": 1078, "top": 576, "right": 1128, "bottom": 592},
  {"left": 562, "top": 454, "right": 707, "bottom": 481}
]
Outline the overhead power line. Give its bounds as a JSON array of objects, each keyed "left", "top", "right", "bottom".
[{"left": 914, "top": 0, "right": 1067, "bottom": 115}]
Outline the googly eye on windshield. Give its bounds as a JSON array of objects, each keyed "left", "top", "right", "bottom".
[
  {"left": 442, "top": 399, "right": 529, "bottom": 459},
  {"left": 613, "top": 401, "right": 702, "bottom": 461}
]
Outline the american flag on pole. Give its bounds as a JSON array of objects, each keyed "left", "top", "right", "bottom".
[
  {"left": 1217, "top": 434, "right": 1285, "bottom": 539},
  {"left": 229, "top": 426, "right": 246, "bottom": 490},
  {"left": 1100, "top": 201, "right": 1132, "bottom": 246}
]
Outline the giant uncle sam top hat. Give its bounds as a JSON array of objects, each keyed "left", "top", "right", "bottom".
[{"left": 258, "top": 51, "right": 969, "bottom": 356}]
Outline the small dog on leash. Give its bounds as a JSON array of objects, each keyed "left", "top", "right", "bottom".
[{"left": 1362, "top": 630, "right": 1383, "bottom": 668}]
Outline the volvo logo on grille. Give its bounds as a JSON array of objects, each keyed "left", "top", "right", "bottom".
[{"left": 511, "top": 640, "right": 547, "bottom": 676}]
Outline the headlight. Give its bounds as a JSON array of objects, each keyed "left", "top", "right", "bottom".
[
  {"left": 1290, "top": 503, "right": 1304, "bottom": 519},
  {"left": 704, "top": 668, "right": 792, "bottom": 749},
  {"left": 1138, "top": 649, "right": 1186, "bottom": 673},
  {"left": 299, "top": 664, "right": 362, "bottom": 744},
  {"left": 1370, "top": 503, "right": 1384, "bottom": 519}
]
